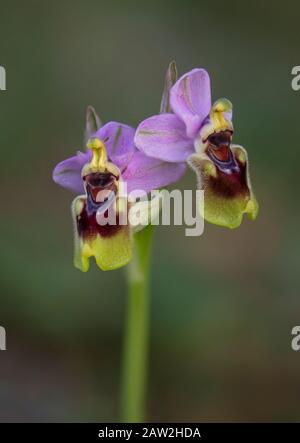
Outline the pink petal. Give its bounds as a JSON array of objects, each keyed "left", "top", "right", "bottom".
[
  {"left": 134, "top": 114, "right": 194, "bottom": 163},
  {"left": 170, "top": 68, "right": 211, "bottom": 139},
  {"left": 122, "top": 151, "right": 186, "bottom": 194}
]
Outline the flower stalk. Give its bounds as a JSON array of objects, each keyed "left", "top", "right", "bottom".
[{"left": 120, "top": 224, "right": 154, "bottom": 422}]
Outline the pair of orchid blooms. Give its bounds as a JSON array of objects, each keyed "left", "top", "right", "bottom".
[{"left": 53, "top": 62, "right": 258, "bottom": 272}]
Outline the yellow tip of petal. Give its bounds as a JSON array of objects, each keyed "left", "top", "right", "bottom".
[
  {"left": 83, "top": 137, "right": 109, "bottom": 173},
  {"left": 210, "top": 98, "right": 233, "bottom": 132},
  {"left": 86, "top": 137, "right": 105, "bottom": 151},
  {"left": 245, "top": 197, "right": 259, "bottom": 220},
  {"left": 212, "top": 98, "right": 232, "bottom": 113}
]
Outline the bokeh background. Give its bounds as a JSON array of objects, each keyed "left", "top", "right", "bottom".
[{"left": 0, "top": 0, "right": 299, "bottom": 422}]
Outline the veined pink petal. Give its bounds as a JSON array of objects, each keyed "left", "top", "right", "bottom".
[
  {"left": 170, "top": 68, "right": 211, "bottom": 139},
  {"left": 94, "top": 122, "right": 136, "bottom": 171},
  {"left": 134, "top": 114, "right": 194, "bottom": 163},
  {"left": 122, "top": 151, "right": 186, "bottom": 194},
  {"left": 52, "top": 151, "right": 91, "bottom": 193}
]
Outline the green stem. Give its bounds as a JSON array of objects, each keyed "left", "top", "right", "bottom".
[{"left": 120, "top": 225, "right": 154, "bottom": 422}]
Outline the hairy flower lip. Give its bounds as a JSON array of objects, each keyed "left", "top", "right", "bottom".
[{"left": 76, "top": 197, "right": 121, "bottom": 241}]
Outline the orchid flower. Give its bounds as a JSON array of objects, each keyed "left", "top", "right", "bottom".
[
  {"left": 135, "top": 67, "right": 258, "bottom": 228},
  {"left": 52, "top": 63, "right": 259, "bottom": 423},
  {"left": 52, "top": 107, "right": 185, "bottom": 271}
]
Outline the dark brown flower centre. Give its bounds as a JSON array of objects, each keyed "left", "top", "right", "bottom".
[
  {"left": 207, "top": 130, "right": 233, "bottom": 162},
  {"left": 83, "top": 172, "right": 118, "bottom": 205},
  {"left": 77, "top": 171, "right": 122, "bottom": 238}
]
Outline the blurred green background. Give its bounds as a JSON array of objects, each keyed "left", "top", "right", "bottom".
[{"left": 0, "top": 0, "right": 300, "bottom": 422}]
